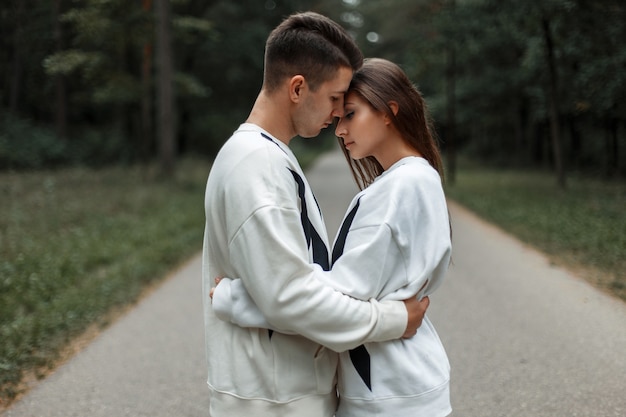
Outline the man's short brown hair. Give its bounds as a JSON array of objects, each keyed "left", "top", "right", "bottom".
[{"left": 263, "top": 12, "right": 363, "bottom": 92}]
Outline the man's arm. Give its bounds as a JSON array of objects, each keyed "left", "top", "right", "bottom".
[
  {"left": 212, "top": 276, "right": 429, "bottom": 341},
  {"left": 226, "top": 205, "right": 410, "bottom": 352},
  {"left": 218, "top": 217, "right": 432, "bottom": 348}
]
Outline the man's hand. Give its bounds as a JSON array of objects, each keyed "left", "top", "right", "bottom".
[{"left": 402, "top": 296, "right": 430, "bottom": 338}]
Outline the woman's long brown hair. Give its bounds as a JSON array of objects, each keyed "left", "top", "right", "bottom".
[{"left": 339, "top": 58, "right": 444, "bottom": 190}]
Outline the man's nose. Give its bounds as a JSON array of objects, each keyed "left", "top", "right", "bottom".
[
  {"left": 335, "top": 119, "right": 346, "bottom": 136},
  {"left": 332, "top": 106, "right": 344, "bottom": 118},
  {"left": 332, "top": 96, "right": 345, "bottom": 118}
]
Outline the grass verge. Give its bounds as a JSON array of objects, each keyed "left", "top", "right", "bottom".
[
  {"left": 445, "top": 164, "right": 625, "bottom": 302},
  {"left": 0, "top": 157, "right": 210, "bottom": 406}
]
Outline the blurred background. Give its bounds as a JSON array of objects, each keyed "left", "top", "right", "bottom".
[
  {"left": 1, "top": 0, "right": 624, "bottom": 409},
  {"left": 1, "top": 0, "right": 624, "bottom": 181}
]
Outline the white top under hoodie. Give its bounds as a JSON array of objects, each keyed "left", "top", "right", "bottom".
[
  {"left": 202, "top": 123, "right": 408, "bottom": 417},
  {"left": 213, "top": 155, "right": 453, "bottom": 417}
]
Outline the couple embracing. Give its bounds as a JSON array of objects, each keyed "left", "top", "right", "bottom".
[{"left": 203, "top": 11, "right": 452, "bottom": 417}]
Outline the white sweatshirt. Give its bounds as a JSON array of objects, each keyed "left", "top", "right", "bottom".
[
  {"left": 213, "top": 156, "right": 452, "bottom": 417},
  {"left": 202, "top": 123, "right": 408, "bottom": 417}
]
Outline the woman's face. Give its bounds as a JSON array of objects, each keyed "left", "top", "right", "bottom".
[{"left": 335, "top": 91, "right": 389, "bottom": 162}]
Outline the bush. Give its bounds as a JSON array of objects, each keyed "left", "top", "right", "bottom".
[
  {"left": 0, "top": 114, "right": 67, "bottom": 169},
  {"left": 0, "top": 113, "right": 135, "bottom": 170}
]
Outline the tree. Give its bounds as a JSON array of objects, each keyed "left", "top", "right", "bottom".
[
  {"left": 155, "top": 0, "right": 175, "bottom": 176},
  {"left": 40, "top": 0, "right": 211, "bottom": 165},
  {"left": 53, "top": 0, "right": 68, "bottom": 140},
  {"left": 141, "top": 0, "right": 153, "bottom": 163},
  {"left": 2, "top": 0, "right": 623, "bottom": 175},
  {"left": 43, "top": 0, "right": 152, "bottom": 147},
  {"left": 541, "top": 12, "right": 566, "bottom": 188},
  {"left": 9, "top": 0, "right": 26, "bottom": 114},
  {"left": 444, "top": 0, "right": 457, "bottom": 184}
]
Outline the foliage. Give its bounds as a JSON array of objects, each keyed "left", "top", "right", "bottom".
[
  {"left": 175, "top": 0, "right": 317, "bottom": 156},
  {"left": 0, "top": 114, "right": 66, "bottom": 169},
  {"left": 2, "top": 0, "right": 624, "bottom": 177},
  {"left": 0, "top": 113, "right": 133, "bottom": 169},
  {"left": 333, "top": 0, "right": 626, "bottom": 179},
  {"left": 0, "top": 157, "right": 209, "bottom": 404}
]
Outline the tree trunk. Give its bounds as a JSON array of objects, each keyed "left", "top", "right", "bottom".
[
  {"left": 606, "top": 117, "right": 619, "bottom": 178},
  {"left": 141, "top": 0, "right": 154, "bottom": 163},
  {"left": 445, "top": 0, "right": 457, "bottom": 185},
  {"left": 53, "top": 0, "right": 68, "bottom": 140},
  {"left": 9, "top": 0, "right": 25, "bottom": 114},
  {"left": 568, "top": 115, "right": 581, "bottom": 171},
  {"left": 517, "top": 97, "right": 531, "bottom": 164},
  {"left": 155, "top": 0, "right": 175, "bottom": 176},
  {"left": 541, "top": 16, "right": 566, "bottom": 189}
]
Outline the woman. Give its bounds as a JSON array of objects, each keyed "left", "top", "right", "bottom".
[{"left": 212, "top": 58, "right": 452, "bottom": 417}]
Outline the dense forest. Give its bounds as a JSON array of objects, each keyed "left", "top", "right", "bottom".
[{"left": 1, "top": 0, "right": 624, "bottom": 186}]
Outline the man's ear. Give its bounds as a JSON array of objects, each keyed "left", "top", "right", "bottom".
[{"left": 289, "top": 75, "right": 306, "bottom": 102}]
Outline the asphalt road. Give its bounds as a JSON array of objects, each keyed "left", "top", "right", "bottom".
[{"left": 4, "top": 148, "right": 626, "bottom": 417}]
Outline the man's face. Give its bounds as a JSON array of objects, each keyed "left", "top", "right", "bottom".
[{"left": 294, "top": 66, "right": 353, "bottom": 138}]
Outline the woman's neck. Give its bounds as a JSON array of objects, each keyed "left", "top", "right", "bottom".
[{"left": 376, "top": 136, "right": 422, "bottom": 170}]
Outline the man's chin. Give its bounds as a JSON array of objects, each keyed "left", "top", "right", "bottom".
[{"left": 299, "top": 130, "right": 322, "bottom": 139}]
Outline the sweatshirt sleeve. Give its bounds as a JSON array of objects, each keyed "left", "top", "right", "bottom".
[
  {"left": 213, "top": 215, "right": 409, "bottom": 345},
  {"left": 212, "top": 277, "right": 294, "bottom": 333},
  {"left": 226, "top": 204, "right": 407, "bottom": 352}
]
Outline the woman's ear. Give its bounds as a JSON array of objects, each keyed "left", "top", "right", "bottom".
[
  {"left": 388, "top": 100, "right": 399, "bottom": 116},
  {"left": 289, "top": 75, "right": 306, "bottom": 102},
  {"left": 384, "top": 101, "right": 399, "bottom": 126}
]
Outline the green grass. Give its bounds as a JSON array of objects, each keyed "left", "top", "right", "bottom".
[
  {"left": 445, "top": 164, "right": 625, "bottom": 301},
  {"left": 0, "top": 158, "right": 210, "bottom": 404}
]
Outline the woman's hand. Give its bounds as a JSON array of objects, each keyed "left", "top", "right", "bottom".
[{"left": 209, "top": 276, "right": 222, "bottom": 300}]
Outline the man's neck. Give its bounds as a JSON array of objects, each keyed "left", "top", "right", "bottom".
[{"left": 246, "top": 91, "right": 295, "bottom": 145}]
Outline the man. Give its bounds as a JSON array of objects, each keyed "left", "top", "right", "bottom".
[{"left": 202, "top": 11, "right": 429, "bottom": 417}]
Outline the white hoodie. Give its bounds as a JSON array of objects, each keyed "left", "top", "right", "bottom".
[
  {"left": 213, "top": 155, "right": 452, "bottom": 417},
  {"left": 202, "top": 123, "right": 408, "bottom": 417}
]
